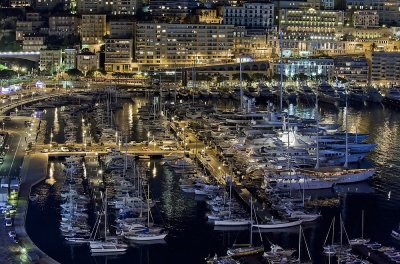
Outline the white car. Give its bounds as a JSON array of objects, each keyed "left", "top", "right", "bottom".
[
  {"left": 4, "top": 145, "right": 9, "bottom": 150},
  {"left": 8, "top": 231, "right": 16, "bottom": 238},
  {"left": 60, "top": 147, "right": 69, "bottom": 152},
  {"left": 41, "top": 149, "right": 49, "bottom": 153},
  {"left": 5, "top": 220, "right": 12, "bottom": 227}
]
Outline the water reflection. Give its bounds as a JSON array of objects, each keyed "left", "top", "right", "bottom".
[{"left": 45, "top": 162, "right": 56, "bottom": 185}]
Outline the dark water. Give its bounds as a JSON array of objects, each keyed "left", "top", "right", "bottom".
[{"left": 26, "top": 99, "right": 400, "bottom": 264}]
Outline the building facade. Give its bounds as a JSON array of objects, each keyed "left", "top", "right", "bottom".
[
  {"left": 109, "top": 20, "right": 134, "bottom": 38},
  {"left": 76, "top": 51, "right": 100, "bottom": 73},
  {"left": 104, "top": 38, "right": 133, "bottom": 72},
  {"left": 272, "top": 58, "right": 335, "bottom": 78},
  {"left": 135, "top": 23, "right": 235, "bottom": 70},
  {"left": 371, "top": 52, "right": 400, "bottom": 84},
  {"left": 80, "top": 14, "right": 107, "bottom": 45},
  {"left": 148, "top": 0, "right": 197, "bottom": 19},
  {"left": 346, "top": 0, "right": 400, "bottom": 26},
  {"left": 111, "top": 0, "right": 137, "bottom": 15},
  {"left": 63, "top": 49, "right": 77, "bottom": 70},
  {"left": 22, "top": 34, "right": 46, "bottom": 51},
  {"left": 353, "top": 11, "right": 379, "bottom": 28},
  {"left": 49, "top": 15, "right": 78, "bottom": 37},
  {"left": 39, "top": 50, "right": 62, "bottom": 74},
  {"left": 279, "top": 8, "right": 344, "bottom": 40},
  {"left": 223, "top": 2, "right": 274, "bottom": 29},
  {"left": 334, "top": 56, "right": 369, "bottom": 83}
]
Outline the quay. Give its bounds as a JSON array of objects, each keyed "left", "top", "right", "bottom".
[
  {"left": 169, "top": 120, "right": 273, "bottom": 221},
  {"left": 15, "top": 153, "right": 58, "bottom": 264}
]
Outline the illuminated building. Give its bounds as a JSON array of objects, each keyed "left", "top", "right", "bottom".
[
  {"left": 39, "top": 50, "right": 62, "bottom": 74},
  {"left": 334, "top": 56, "right": 369, "bottom": 84},
  {"left": 76, "top": 51, "right": 100, "bottom": 73},
  {"left": 135, "top": 23, "right": 234, "bottom": 70},
  {"left": 49, "top": 15, "right": 78, "bottom": 37},
  {"left": 353, "top": 10, "right": 379, "bottom": 28},
  {"left": 22, "top": 34, "right": 46, "bottom": 51},
  {"left": 272, "top": 58, "right": 335, "bottom": 78},
  {"left": 104, "top": 39, "right": 133, "bottom": 72},
  {"left": 148, "top": 0, "right": 197, "bottom": 19},
  {"left": 223, "top": 2, "right": 274, "bottom": 29},
  {"left": 346, "top": 0, "right": 400, "bottom": 25},
  {"left": 371, "top": 52, "right": 400, "bottom": 84},
  {"left": 80, "top": 14, "right": 107, "bottom": 45},
  {"left": 63, "top": 49, "right": 77, "bottom": 70}
]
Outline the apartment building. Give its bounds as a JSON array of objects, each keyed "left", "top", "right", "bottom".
[
  {"left": 80, "top": 14, "right": 107, "bottom": 45},
  {"left": 77, "top": 51, "right": 100, "bottom": 73},
  {"left": 371, "top": 52, "right": 400, "bottom": 84},
  {"left": 135, "top": 23, "right": 235, "bottom": 70},
  {"left": 49, "top": 15, "right": 78, "bottom": 37},
  {"left": 104, "top": 39, "right": 133, "bottom": 72},
  {"left": 334, "top": 56, "right": 369, "bottom": 84},
  {"left": 223, "top": 2, "right": 274, "bottom": 29},
  {"left": 39, "top": 50, "right": 62, "bottom": 74}
]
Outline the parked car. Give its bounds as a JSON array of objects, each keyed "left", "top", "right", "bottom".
[
  {"left": 60, "top": 147, "right": 69, "bottom": 152},
  {"left": 5, "top": 219, "right": 12, "bottom": 227},
  {"left": 4, "top": 145, "right": 9, "bottom": 150},
  {"left": 41, "top": 149, "right": 49, "bottom": 153},
  {"left": 8, "top": 231, "right": 16, "bottom": 238}
]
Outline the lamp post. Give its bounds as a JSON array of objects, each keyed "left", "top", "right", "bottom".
[{"left": 147, "top": 131, "right": 150, "bottom": 146}]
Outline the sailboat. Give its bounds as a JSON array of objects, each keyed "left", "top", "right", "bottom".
[
  {"left": 213, "top": 176, "right": 252, "bottom": 226},
  {"left": 226, "top": 198, "right": 264, "bottom": 257},
  {"left": 123, "top": 184, "right": 167, "bottom": 242},
  {"left": 90, "top": 191, "right": 128, "bottom": 255},
  {"left": 349, "top": 210, "right": 370, "bottom": 245}
]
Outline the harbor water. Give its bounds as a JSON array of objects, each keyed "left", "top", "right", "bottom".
[{"left": 25, "top": 98, "right": 400, "bottom": 264}]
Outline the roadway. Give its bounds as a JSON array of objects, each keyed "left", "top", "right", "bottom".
[{"left": 0, "top": 116, "right": 34, "bottom": 264}]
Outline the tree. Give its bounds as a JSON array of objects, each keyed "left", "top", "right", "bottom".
[
  {"left": 232, "top": 73, "right": 251, "bottom": 82},
  {"left": 0, "top": 69, "right": 17, "bottom": 79},
  {"left": 216, "top": 74, "right": 229, "bottom": 85},
  {"left": 66, "top": 68, "right": 83, "bottom": 77},
  {"left": 251, "top": 73, "right": 267, "bottom": 82},
  {"left": 293, "top": 73, "right": 308, "bottom": 82}
]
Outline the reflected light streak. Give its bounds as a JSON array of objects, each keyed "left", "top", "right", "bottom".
[{"left": 45, "top": 162, "right": 56, "bottom": 185}]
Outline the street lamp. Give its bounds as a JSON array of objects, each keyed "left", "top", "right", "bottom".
[{"left": 147, "top": 131, "right": 150, "bottom": 145}]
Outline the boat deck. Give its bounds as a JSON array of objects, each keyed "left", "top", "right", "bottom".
[{"left": 352, "top": 244, "right": 394, "bottom": 264}]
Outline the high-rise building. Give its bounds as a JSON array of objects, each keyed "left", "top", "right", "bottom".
[
  {"left": 135, "top": 23, "right": 235, "bottom": 70},
  {"left": 223, "top": 2, "right": 274, "bottom": 29},
  {"left": 104, "top": 39, "right": 133, "bottom": 72},
  {"left": 80, "top": 14, "right": 107, "bottom": 45},
  {"left": 109, "top": 20, "right": 134, "bottom": 38}
]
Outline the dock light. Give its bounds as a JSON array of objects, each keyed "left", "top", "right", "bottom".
[
  {"left": 98, "top": 169, "right": 103, "bottom": 175},
  {"left": 20, "top": 247, "right": 26, "bottom": 254}
]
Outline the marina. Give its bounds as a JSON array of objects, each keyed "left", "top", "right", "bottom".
[{"left": 0, "top": 87, "right": 394, "bottom": 264}]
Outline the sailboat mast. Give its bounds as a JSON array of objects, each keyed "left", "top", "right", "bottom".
[
  {"left": 250, "top": 198, "right": 253, "bottom": 246},
  {"left": 344, "top": 88, "right": 349, "bottom": 168},
  {"left": 147, "top": 183, "right": 150, "bottom": 227},
  {"left": 361, "top": 210, "right": 364, "bottom": 239},
  {"left": 279, "top": 30, "right": 283, "bottom": 113},
  {"left": 240, "top": 56, "right": 243, "bottom": 112},
  {"left": 229, "top": 176, "right": 232, "bottom": 218},
  {"left": 104, "top": 191, "right": 107, "bottom": 241},
  {"left": 298, "top": 225, "right": 301, "bottom": 263},
  {"left": 315, "top": 93, "right": 320, "bottom": 169}
]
